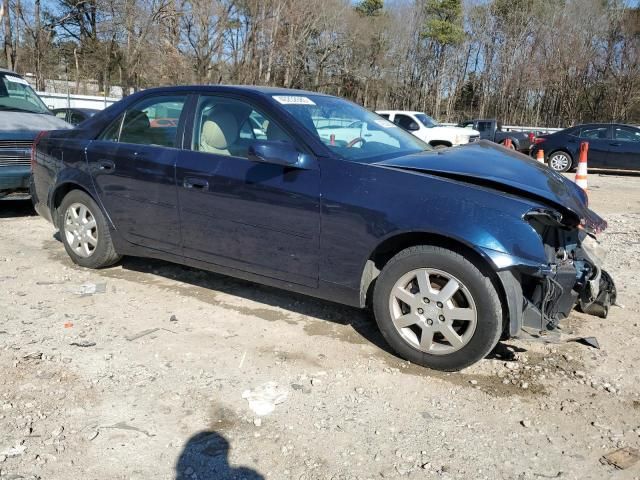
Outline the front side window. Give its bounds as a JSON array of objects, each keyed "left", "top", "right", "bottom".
[
  {"left": 193, "top": 96, "right": 293, "bottom": 158},
  {"left": 580, "top": 126, "right": 609, "bottom": 140},
  {"left": 415, "top": 113, "right": 438, "bottom": 128},
  {"left": 0, "top": 73, "right": 50, "bottom": 114},
  {"left": 100, "top": 95, "right": 186, "bottom": 147},
  {"left": 272, "top": 94, "right": 430, "bottom": 163},
  {"left": 614, "top": 126, "right": 640, "bottom": 142},
  {"left": 394, "top": 114, "right": 419, "bottom": 131}
]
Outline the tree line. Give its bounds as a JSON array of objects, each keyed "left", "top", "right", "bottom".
[{"left": 1, "top": 0, "right": 639, "bottom": 127}]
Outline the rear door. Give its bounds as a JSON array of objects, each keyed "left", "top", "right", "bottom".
[
  {"left": 608, "top": 125, "right": 640, "bottom": 170},
  {"left": 577, "top": 125, "right": 611, "bottom": 168},
  {"left": 86, "top": 93, "right": 188, "bottom": 252},
  {"left": 175, "top": 94, "right": 321, "bottom": 287}
]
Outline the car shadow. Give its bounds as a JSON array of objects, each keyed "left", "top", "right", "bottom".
[
  {"left": 175, "top": 431, "right": 263, "bottom": 480},
  {"left": 116, "top": 255, "right": 395, "bottom": 355},
  {"left": 51, "top": 233, "right": 521, "bottom": 365},
  {"left": 0, "top": 198, "right": 36, "bottom": 218}
]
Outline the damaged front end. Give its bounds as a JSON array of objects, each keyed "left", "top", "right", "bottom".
[{"left": 514, "top": 207, "right": 617, "bottom": 336}]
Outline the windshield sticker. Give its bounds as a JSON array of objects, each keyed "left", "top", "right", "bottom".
[
  {"left": 4, "top": 75, "right": 29, "bottom": 85},
  {"left": 272, "top": 95, "right": 316, "bottom": 106},
  {"left": 374, "top": 119, "right": 396, "bottom": 128}
]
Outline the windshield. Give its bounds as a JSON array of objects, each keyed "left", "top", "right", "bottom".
[
  {"left": 415, "top": 113, "right": 438, "bottom": 128},
  {"left": 272, "top": 94, "right": 431, "bottom": 163},
  {"left": 0, "top": 73, "right": 50, "bottom": 114}
]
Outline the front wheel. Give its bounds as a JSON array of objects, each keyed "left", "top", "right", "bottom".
[
  {"left": 548, "top": 151, "right": 572, "bottom": 172},
  {"left": 58, "top": 190, "right": 121, "bottom": 268},
  {"left": 372, "top": 246, "right": 503, "bottom": 371}
]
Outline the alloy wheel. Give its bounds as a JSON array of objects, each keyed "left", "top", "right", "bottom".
[
  {"left": 549, "top": 153, "right": 570, "bottom": 172},
  {"left": 388, "top": 268, "right": 478, "bottom": 355},
  {"left": 64, "top": 202, "right": 98, "bottom": 258}
]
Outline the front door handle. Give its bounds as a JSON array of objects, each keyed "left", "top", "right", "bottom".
[
  {"left": 97, "top": 160, "right": 115, "bottom": 172},
  {"left": 610, "top": 142, "right": 622, "bottom": 147},
  {"left": 183, "top": 177, "right": 209, "bottom": 191}
]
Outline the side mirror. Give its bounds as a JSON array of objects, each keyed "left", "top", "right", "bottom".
[
  {"left": 248, "top": 140, "right": 301, "bottom": 167},
  {"left": 408, "top": 122, "right": 420, "bottom": 131}
]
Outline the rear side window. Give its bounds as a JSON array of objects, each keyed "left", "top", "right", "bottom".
[
  {"left": 580, "top": 126, "right": 608, "bottom": 140},
  {"left": 99, "top": 95, "right": 187, "bottom": 147},
  {"left": 378, "top": 113, "right": 390, "bottom": 119}
]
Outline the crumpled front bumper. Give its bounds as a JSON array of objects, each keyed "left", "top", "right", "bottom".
[{"left": 497, "top": 221, "right": 617, "bottom": 338}]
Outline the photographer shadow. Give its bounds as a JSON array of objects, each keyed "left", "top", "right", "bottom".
[{"left": 175, "top": 431, "right": 263, "bottom": 480}]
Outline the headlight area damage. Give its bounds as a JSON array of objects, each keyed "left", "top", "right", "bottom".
[{"left": 508, "top": 208, "right": 617, "bottom": 337}]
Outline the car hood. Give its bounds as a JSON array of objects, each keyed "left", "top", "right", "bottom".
[
  {"left": 0, "top": 111, "right": 71, "bottom": 139},
  {"left": 375, "top": 140, "right": 604, "bottom": 231}
]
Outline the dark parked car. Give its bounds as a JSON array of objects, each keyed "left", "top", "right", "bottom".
[
  {"left": 52, "top": 107, "right": 100, "bottom": 126},
  {"left": 458, "top": 119, "right": 533, "bottom": 152},
  {"left": 531, "top": 123, "right": 640, "bottom": 172},
  {"left": 31, "top": 86, "right": 615, "bottom": 371},
  {"left": 0, "top": 69, "right": 70, "bottom": 198}
]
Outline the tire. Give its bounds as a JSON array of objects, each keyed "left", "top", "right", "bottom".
[
  {"left": 372, "top": 245, "right": 503, "bottom": 371},
  {"left": 548, "top": 151, "right": 572, "bottom": 172},
  {"left": 58, "top": 190, "right": 121, "bottom": 268}
]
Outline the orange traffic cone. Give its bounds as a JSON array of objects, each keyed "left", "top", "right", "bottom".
[
  {"left": 536, "top": 148, "right": 544, "bottom": 163},
  {"left": 575, "top": 141, "right": 588, "bottom": 192},
  {"left": 504, "top": 138, "right": 513, "bottom": 149}
]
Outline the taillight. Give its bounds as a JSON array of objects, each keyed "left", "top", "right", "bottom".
[
  {"left": 31, "top": 130, "right": 47, "bottom": 171},
  {"left": 528, "top": 132, "right": 535, "bottom": 143},
  {"left": 534, "top": 137, "right": 547, "bottom": 144}
]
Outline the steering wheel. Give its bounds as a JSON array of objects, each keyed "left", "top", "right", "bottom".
[{"left": 346, "top": 137, "right": 365, "bottom": 148}]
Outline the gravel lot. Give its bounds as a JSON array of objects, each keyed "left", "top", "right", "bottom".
[{"left": 1, "top": 173, "right": 639, "bottom": 480}]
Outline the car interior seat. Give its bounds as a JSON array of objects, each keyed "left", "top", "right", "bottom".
[{"left": 200, "top": 110, "right": 239, "bottom": 156}]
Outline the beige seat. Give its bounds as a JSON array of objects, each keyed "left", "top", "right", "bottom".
[{"left": 200, "top": 111, "right": 239, "bottom": 155}]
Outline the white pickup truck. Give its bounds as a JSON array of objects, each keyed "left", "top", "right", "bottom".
[{"left": 376, "top": 110, "right": 480, "bottom": 148}]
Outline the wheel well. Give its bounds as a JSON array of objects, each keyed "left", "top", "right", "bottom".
[
  {"left": 51, "top": 183, "right": 93, "bottom": 228},
  {"left": 360, "top": 232, "right": 510, "bottom": 333},
  {"left": 429, "top": 141, "right": 452, "bottom": 148}
]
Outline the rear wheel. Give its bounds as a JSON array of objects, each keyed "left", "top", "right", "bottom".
[
  {"left": 372, "top": 246, "right": 503, "bottom": 371},
  {"left": 58, "top": 190, "right": 121, "bottom": 268},
  {"left": 548, "top": 151, "right": 572, "bottom": 172}
]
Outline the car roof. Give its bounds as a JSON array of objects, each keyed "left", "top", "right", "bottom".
[
  {"left": 0, "top": 68, "right": 21, "bottom": 76},
  {"left": 136, "top": 85, "right": 334, "bottom": 98}
]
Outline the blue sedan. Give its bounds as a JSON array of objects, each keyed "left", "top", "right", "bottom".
[{"left": 31, "top": 86, "right": 616, "bottom": 371}]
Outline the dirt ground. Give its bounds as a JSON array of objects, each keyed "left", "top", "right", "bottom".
[{"left": 1, "top": 172, "right": 639, "bottom": 480}]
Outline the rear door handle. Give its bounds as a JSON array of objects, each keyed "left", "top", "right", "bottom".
[
  {"left": 183, "top": 177, "right": 209, "bottom": 191},
  {"left": 610, "top": 142, "right": 622, "bottom": 146},
  {"left": 97, "top": 160, "right": 115, "bottom": 172}
]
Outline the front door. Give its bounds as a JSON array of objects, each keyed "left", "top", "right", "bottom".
[
  {"left": 86, "top": 94, "right": 188, "bottom": 253},
  {"left": 577, "top": 125, "right": 612, "bottom": 168},
  {"left": 608, "top": 125, "right": 640, "bottom": 170},
  {"left": 176, "top": 94, "right": 321, "bottom": 287}
]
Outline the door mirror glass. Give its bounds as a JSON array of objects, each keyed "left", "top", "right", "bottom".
[{"left": 248, "top": 140, "right": 300, "bottom": 167}]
